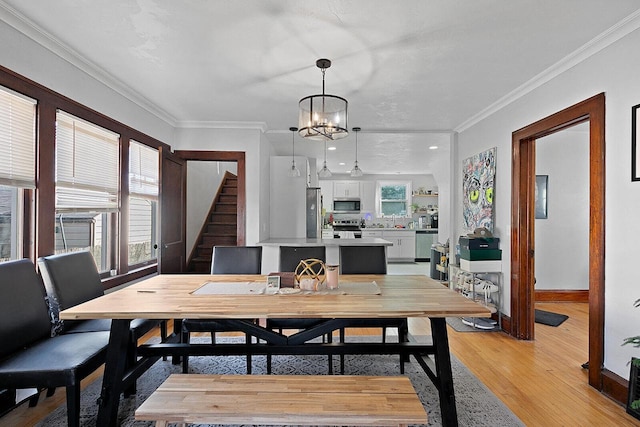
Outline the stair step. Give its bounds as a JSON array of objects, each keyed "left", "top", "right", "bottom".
[
  {"left": 207, "top": 224, "right": 236, "bottom": 234},
  {"left": 215, "top": 203, "right": 236, "bottom": 213},
  {"left": 201, "top": 235, "right": 237, "bottom": 246},
  {"left": 210, "top": 212, "right": 236, "bottom": 221},
  {"left": 196, "top": 246, "right": 213, "bottom": 256},
  {"left": 219, "top": 195, "right": 237, "bottom": 203},
  {"left": 221, "top": 186, "right": 237, "bottom": 195}
]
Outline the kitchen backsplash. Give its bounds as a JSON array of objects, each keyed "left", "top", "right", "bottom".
[{"left": 325, "top": 212, "right": 437, "bottom": 229}]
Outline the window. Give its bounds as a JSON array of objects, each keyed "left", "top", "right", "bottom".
[
  {"left": 0, "top": 86, "right": 36, "bottom": 262},
  {"left": 376, "top": 180, "right": 412, "bottom": 218},
  {"left": 128, "top": 141, "right": 158, "bottom": 266},
  {"left": 55, "top": 111, "right": 120, "bottom": 272}
]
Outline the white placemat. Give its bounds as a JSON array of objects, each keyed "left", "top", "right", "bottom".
[
  {"left": 312, "top": 281, "right": 381, "bottom": 295},
  {"left": 192, "top": 281, "right": 265, "bottom": 295},
  {"left": 191, "top": 281, "right": 381, "bottom": 296}
]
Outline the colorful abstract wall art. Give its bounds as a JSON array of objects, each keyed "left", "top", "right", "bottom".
[{"left": 462, "top": 147, "right": 496, "bottom": 234}]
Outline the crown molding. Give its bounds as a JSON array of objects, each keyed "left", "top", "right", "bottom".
[
  {"left": 0, "top": 2, "right": 178, "bottom": 127},
  {"left": 455, "top": 9, "right": 640, "bottom": 133},
  {"left": 176, "top": 121, "right": 268, "bottom": 132},
  {"left": 265, "top": 128, "right": 454, "bottom": 135}
]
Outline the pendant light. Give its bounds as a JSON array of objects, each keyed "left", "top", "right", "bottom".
[
  {"left": 318, "top": 139, "right": 332, "bottom": 178},
  {"left": 299, "top": 59, "right": 348, "bottom": 141},
  {"left": 350, "top": 127, "right": 363, "bottom": 177},
  {"left": 287, "top": 127, "right": 301, "bottom": 177}
]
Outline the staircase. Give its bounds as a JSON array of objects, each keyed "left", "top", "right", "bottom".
[{"left": 188, "top": 171, "right": 238, "bottom": 272}]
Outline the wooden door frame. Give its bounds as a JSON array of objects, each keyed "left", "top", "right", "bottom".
[
  {"left": 510, "top": 93, "right": 605, "bottom": 390},
  {"left": 173, "top": 150, "right": 246, "bottom": 245},
  {"left": 158, "top": 147, "right": 187, "bottom": 273}
]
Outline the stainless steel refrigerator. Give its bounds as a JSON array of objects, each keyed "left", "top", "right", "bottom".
[{"left": 306, "top": 187, "right": 322, "bottom": 238}]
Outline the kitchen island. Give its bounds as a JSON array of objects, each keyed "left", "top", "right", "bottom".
[{"left": 258, "top": 238, "right": 392, "bottom": 274}]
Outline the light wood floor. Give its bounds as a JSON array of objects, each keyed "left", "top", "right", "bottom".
[{"left": 2, "top": 302, "right": 639, "bottom": 426}]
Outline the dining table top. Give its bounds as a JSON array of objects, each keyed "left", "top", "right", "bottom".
[{"left": 59, "top": 274, "right": 491, "bottom": 321}]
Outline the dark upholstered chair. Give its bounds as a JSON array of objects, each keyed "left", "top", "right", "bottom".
[
  {"left": 37, "top": 251, "right": 166, "bottom": 394},
  {"left": 0, "top": 259, "right": 109, "bottom": 427},
  {"left": 338, "top": 245, "right": 408, "bottom": 373},
  {"left": 210, "top": 245, "right": 263, "bottom": 274},
  {"left": 279, "top": 246, "right": 327, "bottom": 273},
  {"left": 181, "top": 246, "right": 262, "bottom": 373},
  {"left": 266, "top": 246, "right": 332, "bottom": 373},
  {"left": 339, "top": 245, "right": 388, "bottom": 275}
]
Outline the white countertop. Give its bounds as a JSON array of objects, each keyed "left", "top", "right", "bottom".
[
  {"left": 258, "top": 237, "right": 393, "bottom": 247},
  {"left": 360, "top": 228, "right": 438, "bottom": 232}
]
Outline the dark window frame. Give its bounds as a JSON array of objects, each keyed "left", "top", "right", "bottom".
[{"left": 0, "top": 65, "right": 170, "bottom": 289}]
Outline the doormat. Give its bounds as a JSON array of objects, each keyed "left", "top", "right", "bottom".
[{"left": 535, "top": 309, "right": 568, "bottom": 327}]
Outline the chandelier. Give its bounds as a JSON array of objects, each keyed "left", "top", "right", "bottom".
[{"left": 298, "top": 59, "right": 348, "bottom": 141}]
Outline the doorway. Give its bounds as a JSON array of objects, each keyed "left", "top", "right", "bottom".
[
  {"left": 510, "top": 93, "right": 605, "bottom": 390},
  {"left": 174, "top": 150, "right": 246, "bottom": 245}
]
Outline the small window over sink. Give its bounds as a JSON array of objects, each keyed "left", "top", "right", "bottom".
[{"left": 375, "top": 181, "right": 412, "bottom": 218}]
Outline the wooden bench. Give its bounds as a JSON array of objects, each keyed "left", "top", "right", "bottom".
[{"left": 135, "top": 374, "right": 427, "bottom": 426}]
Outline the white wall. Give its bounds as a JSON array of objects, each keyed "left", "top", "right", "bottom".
[
  {"left": 0, "top": 19, "right": 175, "bottom": 144},
  {"left": 270, "top": 156, "right": 310, "bottom": 239},
  {"left": 456, "top": 24, "right": 640, "bottom": 378},
  {"left": 186, "top": 161, "right": 237, "bottom": 256},
  {"left": 535, "top": 127, "right": 589, "bottom": 290}
]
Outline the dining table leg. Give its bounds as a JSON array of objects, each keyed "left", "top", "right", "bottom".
[
  {"left": 96, "top": 319, "right": 131, "bottom": 427},
  {"left": 430, "top": 317, "right": 459, "bottom": 427}
]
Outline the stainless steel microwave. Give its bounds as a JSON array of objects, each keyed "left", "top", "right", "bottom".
[{"left": 333, "top": 198, "right": 361, "bottom": 214}]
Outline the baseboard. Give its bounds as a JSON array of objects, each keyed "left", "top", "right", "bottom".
[
  {"left": 602, "top": 368, "right": 628, "bottom": 406},
  {"left": 497, "top": 313, "right": 511, "bottom": 333},
  {"left": 535, "top": 289, "right": 589, "bottom": 302}
]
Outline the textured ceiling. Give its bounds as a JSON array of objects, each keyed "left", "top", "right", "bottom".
[{"left": 1, "top": 0, "right": 638, "bottom": 174}]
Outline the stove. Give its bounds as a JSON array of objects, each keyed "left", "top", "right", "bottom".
[{"left": 332, "top": 219, "right": 362, "bottom": 238}]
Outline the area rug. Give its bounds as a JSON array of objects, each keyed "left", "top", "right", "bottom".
[
  {"left": 38, "top": 336, "right": 523, "bottom": 427},
  {"left": 446, "top": 317, "right": 501, "bottom": 332},
  {"left": 535, "top": 309, "right": 569, "bottom": 327}
]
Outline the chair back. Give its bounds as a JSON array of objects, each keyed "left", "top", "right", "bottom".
[
  {"left": 37, "top": 251, "right": 104, "bottom": 311},
  {"left": 0, "top": 259, "right": 51, "bottom": 359},
  {"left": 339, "top": 245, "right": 388, "bottom": 274},
  {"left": 211, "top": 246, "right": 262, "bottom": 274},
  {"left": 279, "top": 246, "right": 326, "bottom": 273}
]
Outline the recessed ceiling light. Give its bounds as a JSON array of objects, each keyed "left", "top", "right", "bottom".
[
  {"left": 338, "top": 162, "right": 346, "bottom": 166},
  {"left": 328, "top": 146, "right": 337, "bottom": 151},
  {"left": 429, "top": 145, "right": 438, "bottom": 150}
]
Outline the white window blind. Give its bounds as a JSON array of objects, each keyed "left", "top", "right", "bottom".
[
  {"left": 55, "top": 111, "right": 120, "bottom": 212},
  {"left": 129, "top": 140, "right": 158, "bottom": 198},
  {"left": 0, "top": 86, "right": 36, "bottom": 188}
]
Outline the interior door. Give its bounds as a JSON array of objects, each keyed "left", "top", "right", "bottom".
[{"left": 159, "top": 147, "right": 186, "bottom": 273}]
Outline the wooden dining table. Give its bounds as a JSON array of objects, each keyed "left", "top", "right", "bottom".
[{"left": 60, "top": 274, "right": 490, "bottom": 427}]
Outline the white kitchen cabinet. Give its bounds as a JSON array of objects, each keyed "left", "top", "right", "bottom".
[
  {"left": 362, "top": 230, "right": 383, "bottom": 238},
  {"left": 383, "top": 230, "right": 416, "bottom": 261},
  {"left": 321, "top": 229, "right": 334, "bottom": 239},
  {"left": 333, "top": 181, "right": 360, "bottom": 198},
  {"left": 319, "top": 180, "right": 334, "bottom": 212},
  {"left": 359, "top": 181, "right": 375, "bottom": 213}
]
